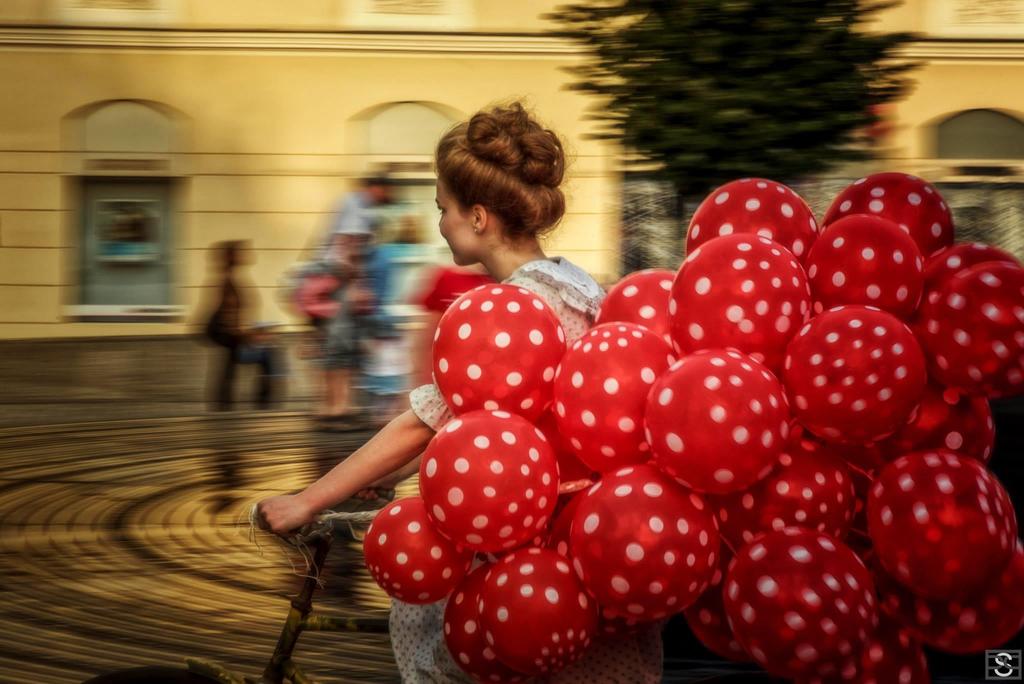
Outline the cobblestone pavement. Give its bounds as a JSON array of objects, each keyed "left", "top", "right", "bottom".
[{"left": 0, "top": 412, "right": 400, "bottom": 683}]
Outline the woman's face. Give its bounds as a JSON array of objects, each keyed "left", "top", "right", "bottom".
[{"left": 435, "top": 179, "right": 481, "bottom": 266}]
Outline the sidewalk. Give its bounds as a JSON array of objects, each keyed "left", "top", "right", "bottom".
[{"left": 0, "top": 334, "right": 321, "bottom": 427}]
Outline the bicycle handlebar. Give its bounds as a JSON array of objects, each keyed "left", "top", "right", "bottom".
[{"left": 258, "top": 478, "right": 595, "bottom": 548}]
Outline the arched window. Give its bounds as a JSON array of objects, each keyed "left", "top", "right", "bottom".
[
  {"left": 352, "top": 102, "right": 462, "bottom": 303},
  {"left": 82, "top": 100, "right": 176, "bottom": 154},
  {"left": 67, "top": 100, "right": 183, "bottom": 314},
  {"left": 365, "top": 102, "right": 459, "bottom": 157},
  {"left": 935, "top": 109, "right": 1024, "bottom": 159},
  {"left": 930, "top": 109, "right": 1024, "bottom": 262}
]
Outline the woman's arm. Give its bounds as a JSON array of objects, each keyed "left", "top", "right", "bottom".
[
  {"left": 355, "top": 453, "right": 423, "bottom": 499},
  {"left": 257, "top": 408, "right": 434, "bottom": 534}
]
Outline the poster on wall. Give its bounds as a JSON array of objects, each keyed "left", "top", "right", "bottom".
[{"left": 95, "top": 199, "right": 161, "bottom": 262}]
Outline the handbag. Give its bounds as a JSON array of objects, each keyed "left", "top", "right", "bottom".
[
  {"left": 296, "top": 272, "right": 343, "bottom": 319},
  {"left": 204, "top": 308, "right": 235, "bottom": 347}
]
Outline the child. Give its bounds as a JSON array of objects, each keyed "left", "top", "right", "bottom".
[{"left": 258, "top": 102, "right": 663, "bottom": 682}]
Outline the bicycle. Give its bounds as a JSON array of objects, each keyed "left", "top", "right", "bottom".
[
  {"left": 78, "top": 479, "right": 777, "bottom": 684},
  {"left": 82, "top": 494, "right": 394, "bottom": 684}
]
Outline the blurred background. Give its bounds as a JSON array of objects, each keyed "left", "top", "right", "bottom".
[{"left": 0, "top": 0, "right": 1021, "bottom": 682}]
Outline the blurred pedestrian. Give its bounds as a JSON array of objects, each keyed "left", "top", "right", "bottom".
[
  {"left": 202, "top": 241, "right": 280, "bottom": 410},
  {"left": 363, "top": 215, "right": 433, "bottom": 422},
  {"left": 304, "top": 174, "right": 396, "bottom": 426},
  {"left": 318, "top": 226, "right": 374, "bottom": 424},
  {"left": 320, "top": 174, "right": 394, "bottom": 259}
]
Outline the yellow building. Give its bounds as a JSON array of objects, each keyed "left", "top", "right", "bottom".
[
  {"left": 0, "top": 0, "right": 620, "bottom": 339},
  {"left": 0, "top": 0, "right": 1022, "bottom": 340},
  {"left": 862, "top": 0, "right": 1024, "bottom": 258}
]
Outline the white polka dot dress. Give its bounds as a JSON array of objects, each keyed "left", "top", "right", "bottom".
[{"left": 394, "top": 258, "right": 665, "bottom": 682}]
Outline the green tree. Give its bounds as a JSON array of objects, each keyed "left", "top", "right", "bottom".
[{"left": 547, "top": 0, "right": 918, "bottom": 202}]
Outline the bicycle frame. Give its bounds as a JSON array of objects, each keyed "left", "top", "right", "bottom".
[
  {"left": 175, "top": 484, "right": 587, "bottom": 683},
  {"left": 185, "top": 527, "right": 390, "bottom": 684}
]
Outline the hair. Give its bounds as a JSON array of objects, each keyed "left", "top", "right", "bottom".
[
  {"left": 435, "top": 101, "right": 566, "bottom": 240},
  {"left": 363, "top": 173, "right": 393, "bottom": 188}
]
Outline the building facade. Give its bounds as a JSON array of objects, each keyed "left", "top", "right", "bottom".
[
  {"left": 0, "top": 0, "right": 1022, "bottom": 339},
  {"left": 871, "top": 0, "right": 1024, "bottom": 258},
  {"left": 0, "top": 0, "right": 619, "bottom": 339}
]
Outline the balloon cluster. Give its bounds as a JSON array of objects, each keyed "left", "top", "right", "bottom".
[{"left": 363, "top": 175, "right": 1023, "bottom": 682}]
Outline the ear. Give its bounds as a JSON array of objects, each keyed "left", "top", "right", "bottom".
[{"left": 470, "top": 204, "right": 489, "bottom": 234}]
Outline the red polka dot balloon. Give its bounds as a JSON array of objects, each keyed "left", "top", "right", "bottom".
[
  {"left": 710, "top": 441, "right": 856, "bottom": 549},
  {"left": 876, "top": 382, "right": 995, "bottom": 463},
  {"left": 916, "top": 261, "right": 1024, "bottom": 398},
  {"left": 670, "top": 234, "right": 811, "bottom": 372},
  {"left": 683, "top": 552, "right": 752, "bottom": 663},
  {"left": 420, "top": 410, "right": 559, "bottom": 553},
  {"left": 805, "top": 214, "right": 924, "bottom": 320},
  {"left": 363, "top": 497, "right": 475, "bottom": 604},
  {"left": 444, "top": 563, "right": 528, "bottom": 683},
  {"left": 786, "top": 421, "right": 887, "bottom": 482},
  {"left": 433, "top": 284, "right": 566, "bottom": 421},
  {"left": 478, "top": 547, "right": 598, "bottom": 676},
  {"left": 858, "top": 616, "right": 930, "bottom": 684},
  {"left": 874, "top": 540, "right": 1024, "bottom": 654},
  {"left": 921, "top": 242, "right": 1020, "bottom": 310},
  {"left": 687, "top": 178, "right": 819, "bottom": 261},
  {"left": 534, "top": 411, "right": 592, "bottom": 484},
  {"left": 544, "top": 489, "right": 586, "bottom": 560},
  {"left": 723, "top": 528, "right": 878, "bottom": 680},
  {"left": 823, "top": 173, "right": 954, "bottom": 257},
  {"left": 596, "top": 269, "right": 675, "bottom": 345},
  {"left": 570, "top": 465, "right": 720, "bottom": 620},
  {"left": 552, "top": 323, "right": 673, "bottom": 472},
  {"left": 776, "top": 423, "right": 883, "bottom": 559},
  {"left": 867, "top": 450, "right": 1018, "bottom": 600},
  {"left": 646, "top": 349, "right": 790, "bottom": 494},
  {"left": 783, "top": 306, "right": 927, "bottom": 444}
]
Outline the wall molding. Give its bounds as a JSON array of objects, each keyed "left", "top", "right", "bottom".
[
  {"left": 899, "top": 39, "right": 1024, "bottom": 61},
  {"left": 0, "top": 27, "right": 580, "bottom": 55},
  {"left": 0, "top": 28, "right": 1021, "bottom": 60}
]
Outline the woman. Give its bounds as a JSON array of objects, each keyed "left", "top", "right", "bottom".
[{"left": 259, "top": 102, "right": 663, "bottom": 683}]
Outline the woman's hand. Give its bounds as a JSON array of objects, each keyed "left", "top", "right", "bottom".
[{"left": 256, "top": 494, "right": 317, "bottom": 535}]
